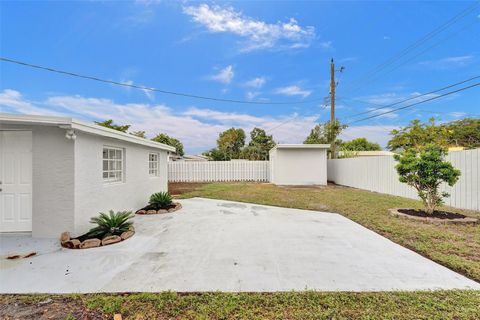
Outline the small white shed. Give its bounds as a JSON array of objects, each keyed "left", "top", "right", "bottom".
[
  {"left": 269, "top": 144, "right": 330, "bottom": 186},
  {"left": 0, "top": 113, "right": 175, "bottom": 238}
]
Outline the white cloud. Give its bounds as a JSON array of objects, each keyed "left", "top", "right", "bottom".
[
  {"left": 0, "top": 89, "right": 59, "bottom": 115},
  {"left": 341, "top": 125, "right": 398, "bottom": 148},
  {"left": 419, "top": 55, "right": 474, "bottom": 69},
  {"left": 4, "top": 89, "right": 407, "bottom": 151},
  {"left": 209, "top": 65, "right": 234, "bottom": 84},
  {"left": 274, "top": 85, "right": 312, "bottom": 98},
  {"left": 183, "top": 4, "right": 316, "bottom": 51},
  {"left": 246, "top": 91, "right": 260, "bottom": 100},
  {"left": 121, "top": 79, "right": 155, "bottom": 101},
  {"left": 0, "top": 89, "right": 324, "bottom": 153},
  {"left": 244, "top": 77, "right": 266, "bottom": 88},
  {"left": 319, "top": 41, "right": 333, "bottom": 49},
  {"left": 183, "top": 107, "right": 264, "bottom": 124}
]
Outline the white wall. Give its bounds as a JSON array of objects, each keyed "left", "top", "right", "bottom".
[
  {"left": 74, "top": 132, "right": 168, "bottom": 236},
  {"left": 270, "top": 148, "right": 328, "bottom": 185},
  {"left": 1, "top": 125, "right": 76, "bottom": 237},
  {"left": 327, "top": 149, "right": 480, "bottom": 211},
  {"left": 168, "top": 161, "right": 269, "bottom": 182}
]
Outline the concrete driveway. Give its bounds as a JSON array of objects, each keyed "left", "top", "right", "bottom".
[{"left": 1, "top": 197, "right": 479, "bottom": 293}]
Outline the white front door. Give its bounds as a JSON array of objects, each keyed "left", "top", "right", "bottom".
[{"left": 0, "top": 131, "right": 32, "bottom": 232}]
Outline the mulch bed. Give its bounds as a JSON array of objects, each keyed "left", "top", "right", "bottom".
[
  {"left": 136, "top": 202, "right": 182, "bottom": 215},
  {"left": 389, "top": 208, "right": 478, "bottom": 224}
]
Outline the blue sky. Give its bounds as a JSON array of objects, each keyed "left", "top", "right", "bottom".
[{"left": 1, "top": 1, "right": 479, "bottom": 154}]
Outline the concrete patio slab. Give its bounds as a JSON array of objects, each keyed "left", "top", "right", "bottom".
[{"left": 1, "top": 198, "right": 479, "bottom": 293}]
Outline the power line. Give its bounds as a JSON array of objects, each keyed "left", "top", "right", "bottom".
[
  {"left": 0, "top": 57, "right": 320, "bottom": 106},
  {"left": 341, "top": 1, "right": 479, "bottom": 95},
  {"left": 343, "top": 75, "right": 480, "bottom": 119},
  {"left": 347, "top": 18, "right": 479, "bottom": 94},
  {"left": 346, "top": 82, "right": 480, "bottom": 125}
]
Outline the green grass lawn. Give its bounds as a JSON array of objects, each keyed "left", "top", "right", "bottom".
[
  {"left": 2, "top": 291, "right": 479, "bottom": 319},
  {"left": 177, "top": 182, "right": 480, "bottom": 283},
  {"left": 2, "top": 182, "right": 479, "bottom": 320}
]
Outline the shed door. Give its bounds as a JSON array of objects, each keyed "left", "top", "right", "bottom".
[{"left": 0, "top": 131, "right": 32, "bottom": 232}]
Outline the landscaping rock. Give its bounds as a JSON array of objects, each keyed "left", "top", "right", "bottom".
[
  {"left": 157, "top": 209, "right": 168, "bottom": 214},
  {"left": 168, "top": 203, "right": 182, "bottom": 212},
  {"left": 136, "top": 210, "right": 147, "bottom": 215},
  {"left": 129, "top": 225, "right": 135, "bottom": 231},
  {"left": 121, "top": 230, "right": 135, "bottom": 240},
  {"left": 60, "top": 232, "right": 70, "bottom": 242},
  {"left": 101, "top": 235, "right": 122, "bottom": 246},
  {"left": 62, "top": 239, "right": 81, "bottom": 249},
  {"left": 79, "top": 238, "right": 101, "bottom": 249},
  {"left": 147, "top": 209, "right": 157, "bottom": 215}
]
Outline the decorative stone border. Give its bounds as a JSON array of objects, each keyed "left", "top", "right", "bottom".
[
  {"left": 60, "top": 225, "right": 135, "bottom": 249},
  {"left": 388, "top": 208, "right": 478, "bottom": 225},
  {"left": 136, "top": 202, "right": 182, "bottom": 215}
]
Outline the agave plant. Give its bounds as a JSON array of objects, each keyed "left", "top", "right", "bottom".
[
  {"left": 87, "top": 210, "right": 133, "bottom": 239},
  {"left": 149, "top": 191, "right": 173, "bottom": 209}
]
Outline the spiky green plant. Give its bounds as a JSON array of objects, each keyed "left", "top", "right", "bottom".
[
  {"left": 149, "top": 192, "right": 173, "bottom": 209},
  {"left": 86, "top": 210, "right": 133, "bottom": 239}
]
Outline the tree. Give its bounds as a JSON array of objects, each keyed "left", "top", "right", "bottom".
[
  {"left": 304, "top": 119, "right": 347, "bottom": 157},
  {"left": 202, "top": 148, "right": 228, "bottom": 161},
  {"left": 95, "top": 119, "right": 130, "bottom": 133},
  {"left": 151, "top": 133, "right": 184, "bottom": 156},
  {"left": 130, "top": 131, "right": 146, "bottom": 138},
  {"left": 341, "top": 138, "right": 381, "bottom": 151},
  {"left": 387, "top": 118, "right": 450, "bottom": 152},
  {"left": 394, "top": 144, "right": 460, "bottom": 214},
  {"left": 203, "top": 128, "right": 248, "bottom": 161},
  {"left": 241, "top": 127, "right": 276, "bottom": 160},
  {"left": 444, "top": 118, "right": 480, "bottom": 149}
]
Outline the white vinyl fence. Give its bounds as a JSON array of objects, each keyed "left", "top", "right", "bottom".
[
  {"left": 168, "top": 161, "right": 270, "bottom": 182},
  {"left": 327, "top": 149, "right": 480, "bottom": 211}
]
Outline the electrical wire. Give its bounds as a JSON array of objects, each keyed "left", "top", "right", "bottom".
[
  {"left": 343, "top": 75, "right": 480, "bottom": 119},
  {"left": 341, "top": 1, "right": 479, "bottom": 95},
  {"left": 346, "top": 82, "right": 480, "bottom": 125},
  {"left": 0, "top": 57, "right": 320, "bottom": 105}
]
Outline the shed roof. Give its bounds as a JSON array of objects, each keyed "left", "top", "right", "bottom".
[
  {"left": 0, "top": 113, "right": 176, "bottom": 152},
  {"left": 270, "top": 144, "right": 330, "bottom": 152}
]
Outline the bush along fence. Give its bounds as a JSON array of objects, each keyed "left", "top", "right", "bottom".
[
  {"left": 327, "top": 148, "right": 479, "bottom": 211},
  {"left": 168, "top": 161, "right": 270, "bottom": 182}
]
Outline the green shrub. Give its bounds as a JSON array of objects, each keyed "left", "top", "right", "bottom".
[
  {"left": 149, "top": 192, "right": 173, "bottom": 209},
  {"left": 87, "top": 210, "right": 133, "bottom": 239},
  {"left": 394, "top": 144, "right": 461, "bottom": 214}
]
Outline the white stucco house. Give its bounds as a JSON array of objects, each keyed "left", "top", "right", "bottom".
[
  {"left": 269, "top": 144, "right": 330, "bottom": 186},
  {"left": 0, "top": 113, "right": 174, "bottom": 238}
]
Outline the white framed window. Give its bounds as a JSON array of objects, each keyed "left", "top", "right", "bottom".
[
  {"left": 103, "top": 147, "right": 124, "bottom": 183},
  {"left": 149, "top": 152, "right": 160, "bottom": 177}
]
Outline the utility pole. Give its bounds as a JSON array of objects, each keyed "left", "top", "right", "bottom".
[{"left": 330, "top": 58, "right": 336, "bottom": 159}]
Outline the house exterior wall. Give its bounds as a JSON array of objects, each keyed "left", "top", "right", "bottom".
[
  {"left": 0, "top": 124, "right": 75, "bottom": 237},
  {"left": 270, "top": 148, "right": 328, "bottom": 185},
  {"left": 73, "top": 132, "right": 168, "bottom": 236}
]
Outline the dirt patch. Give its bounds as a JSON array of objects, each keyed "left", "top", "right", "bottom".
[
  {"left": 0, "top": 297, "right": 103, "bottom": 320},
  {"left": 390, "top": 208, "right": 478, "bottom": 224},
  {"left": 169, "top": 182, "right": 207, "bottom": 195}
]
